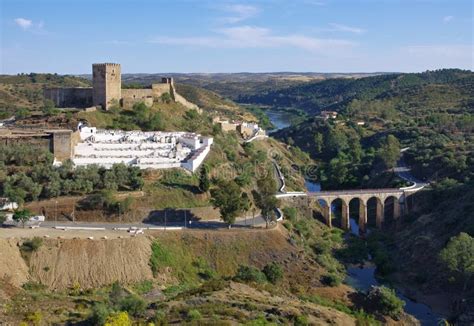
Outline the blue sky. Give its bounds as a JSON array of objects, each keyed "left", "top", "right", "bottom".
[{"left": 1, "top": 0, "right": 472, "bottom": 74}]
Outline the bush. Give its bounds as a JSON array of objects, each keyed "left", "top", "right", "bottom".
[
  {"left": 89, "top": 302, "right": 111, "bottom": 325},
  {"left": 262, "top": 263, "right": 283, "bottom": 284},
  {"left": 234, "top": 265, "right": 267, "bottom": 284},
  {"left": 366, "top": 286, "right": 405, "bottom": 319},
  {"left": 321, "top": 273, "right": 342, "bottom": 287},
  {"left": 187, "top": 309, "right": 202, "bottom": 321},
  {"left": 20, "top": 237, "right": 43, "bottom": 252},
  {"left": 118, "top": 294, "right": 147, "bottom": 317}
]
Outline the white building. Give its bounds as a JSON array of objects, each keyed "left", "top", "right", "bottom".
[{"left": 73, "top": 124, "right": 213, "bottom": 172}]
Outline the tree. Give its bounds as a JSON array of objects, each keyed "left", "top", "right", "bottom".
[
  {"left": 440, "top": 232, "right": 474, "bottom": 293},
  {"left": 13, "top": 209, "right": 32, "bottom": 228},
  {"left": 252, "top": 171, "right": 278, "bottom": 228},
  {"left": 198, "top": 164, "right": 210, "bottom": 193},
  {"left": 211, "top": 180, "right": 247, "bottom": 228},
  {"left": 377, "top": 135, "right": 401, "bottom": 169}
]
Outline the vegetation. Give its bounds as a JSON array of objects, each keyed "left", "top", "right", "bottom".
[
  {"left": 211, "top": 179, "right": 250, "bottom": 227},
  {"left": 0, "top": 147, "right": 143, "bottom": 205},
  {"left": 270, "top": 69, "right": 473, "bottom": 188},
  {"left": 13, "top": 209, "right": 32, "bottom": 228},
  {"left": 252, "top": 171, "right": 278, "bottom": 227},
  {"left": 440, "top": 232, "right": 474, "bottom": 293},
  {"left": 366, "top": 286, "right": 405, "bottom": 319}
]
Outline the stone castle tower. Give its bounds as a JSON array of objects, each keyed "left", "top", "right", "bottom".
[{"left": 92, "top": 63, "right": 121, "bottom": 110}]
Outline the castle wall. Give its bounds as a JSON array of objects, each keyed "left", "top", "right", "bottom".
[
  {"left": 43, "top": 88, "right": 93, "bottom": 108},
  {"left": 151, "top": 84, "right": 171, "bottom": 98},
  {"left": 50, "top": 130, "right": 74, "bottom": 161}
]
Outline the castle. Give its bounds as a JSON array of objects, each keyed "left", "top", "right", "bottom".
[{"left": 44, "top": 63, "right": 198, "bottom": 110}]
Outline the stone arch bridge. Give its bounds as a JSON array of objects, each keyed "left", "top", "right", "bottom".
[{"left": 276, "top": 186, "right": 424, "bottom": 232}]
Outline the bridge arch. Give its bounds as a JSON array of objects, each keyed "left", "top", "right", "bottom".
[
  {"left": 330, "top": 198, "right": 349, "bottom": 230},
  {"left": 383, "top": 195, "right": 401, "bottom": 226},
  {"left": 317, "top": 198, "right": 331, "bottom": 226},
  {"left": 348, "top": 197, "right": 365, "bottom": 233},
  {"left": 366, "top": 196, "right": 384, "bottom": 229}
]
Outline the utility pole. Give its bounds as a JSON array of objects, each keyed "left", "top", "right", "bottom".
[
  {"left": 54, "top": 198, "right": 58, "bottom": 227},
  {"left": 184, "top": 209, "right": 187, "bottom": 229}
]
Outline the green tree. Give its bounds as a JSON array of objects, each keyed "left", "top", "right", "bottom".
[
  {"left": 377, "top": 135, "right": 401, "bottom": 169},
  {"left": 211, "top": 180, "right": 247, "bottom": 228},
  {"left": 198, "top": 164, "right": 210, "bottom": 193},
  {"left": 440, "top": 232, "right": 474, "bottom": 293},
  {"left": 314, "top": 133, "right": 324, "bottom": 154},
  {"left": 13, "top": 209, "right": 32, "bottom": 228},
  {"left": 252, "top": 171, "right": 278, "bottom": 228}
]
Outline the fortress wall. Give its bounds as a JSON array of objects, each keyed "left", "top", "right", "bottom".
[
  {"left": 121, "top": 89, "right": 153, "bottom": 99},
  {"left": 151, "top": 84, "right": 170, "bottom": 98},
  {"left": 43, "top": 88, "right": 93, "bottom": 108},
  {"left": 121, "top": 89, "right": 154, "bottom": 108},
  {"left": 51, "top": 130, "right": 73, "bottom": 161}
]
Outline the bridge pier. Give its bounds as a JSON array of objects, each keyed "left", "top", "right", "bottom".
[
  {"left": 341, "top": 200, "right": 350, "bottom": 230},
  {"left": 376, "top": 201, "right": 384, "bottom": 228},
  {"left": 323, "top": 205, "right": 332, "bottom": 228},
  {"left": 394, "top": 200, "right": 401, "bottom": 219},
  {"left": 358, "top": 202, "right": 367, "bottom": 233}
]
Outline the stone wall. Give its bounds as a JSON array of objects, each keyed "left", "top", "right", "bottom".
[
  {"left": 51, "top": 130, "right": 74, "bottom": 161},
  {"left": 92, "top": 63, "right": 121, "bottom": 110},
  {"left": 121, "top": 89, "right": 154, "bottom": 108},
  {"left": 151, "top": 84, "right": 170, "bottom": 98},
  {"left": 43, "top": 87, "right": 93, "bottom": 108}
]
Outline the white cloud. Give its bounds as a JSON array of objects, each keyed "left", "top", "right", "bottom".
[
  {"left": 14, "top": 18, "right": 33, "bottom": 30},
  {"left": 14, "top": 18, "right": 46, "bottom": 34},
  {"left": 328, "top": 23, "right": 366, "bottom": 34},
  {"left": 219, "top": 4, "right": 260, "bottom": 24},
  {"left": 149, "top": 25, "right": 356, "bottom": 55},
  {"left": 443, "top": 15, "right": 454, "bottom": 23}
]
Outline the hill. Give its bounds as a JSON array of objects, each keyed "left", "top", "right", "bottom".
[
  {"left": 0, "top": 73, "right": 91, "bottom": 118},
  {"left": 269, "top": 69, "right": 473, "bottom": 189}
]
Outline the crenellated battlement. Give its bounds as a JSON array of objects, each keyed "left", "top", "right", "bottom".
[{"left": 92, "top": 63, "right": 121, "bottom": 67}]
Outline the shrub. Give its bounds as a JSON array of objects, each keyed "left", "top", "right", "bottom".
[
  {"left": 118, "top": 294, "right": 147, "bottom": 317},
  {"left": 321, "top": 273, "right": 342, "bottom": 287},
  {"left": 187, "top": 309, "right": 202, "bottom": 321},
  {"left": 366, "top": 286, "right": 405, "bottom": 319},
  {"left": 262, "top": 263, "right": 283, "bottom": 284},
  {"left": 234, "top": 265, "right": 267, "bottom": 284},
  {"left": 90, "top": 302, "right": 111, "bottom": 325},
  {"left": 294, "top": 315, "right": 309, "bottom": 326},
  {"left": 104, "top": 312, "right": 132, "bottom": 326},
  {"left": 20, "top": 237, "right": 43, "bottom": 252}
]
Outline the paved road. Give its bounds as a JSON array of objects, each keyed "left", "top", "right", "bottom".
[
  {"left": 33, "top": 214, "right": 267, "bottom": 230},
  {"left": 394, "top": 156, "right": 429, "bottom": 190}
]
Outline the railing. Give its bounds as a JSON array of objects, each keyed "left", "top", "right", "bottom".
[{"left": 307, "top": 188, "right": 404, "bottom": 196}]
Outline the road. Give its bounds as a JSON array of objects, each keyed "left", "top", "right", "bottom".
[
  {"left": 21, "top": 214, "right": 267, "bottom": 231},
  {"left": 394, "top": 156, "right": 429, "bottom": 190}
]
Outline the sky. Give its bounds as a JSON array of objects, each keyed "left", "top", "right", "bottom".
[{"left": 1, "top": 0, "right": 473, "bottom": 74}]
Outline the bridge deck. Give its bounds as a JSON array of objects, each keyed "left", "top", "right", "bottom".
[{"left": 307, "top": 188, "right": 403, "bottom": 196}]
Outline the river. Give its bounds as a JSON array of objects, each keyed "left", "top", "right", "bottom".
[{"left": 265, "top": 108, "right": 442, "bottom": 325}]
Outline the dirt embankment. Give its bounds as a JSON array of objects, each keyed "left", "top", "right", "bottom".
[
  {"left": 2, "top": 226, "right": 324, "bottom": 293},
  {"left": 0, "top": 239, "right": 29, "bottom": 289},
  {"left": 29, "top": 237, "right": 153, "bottom": 290}
]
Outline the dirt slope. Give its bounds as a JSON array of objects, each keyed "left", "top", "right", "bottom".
[
  {"left": 28, "top": 237, "right": 153, "bottom": 290},
  {"left": 0, "top": 239, "right": 29, "bottom": 297}
]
